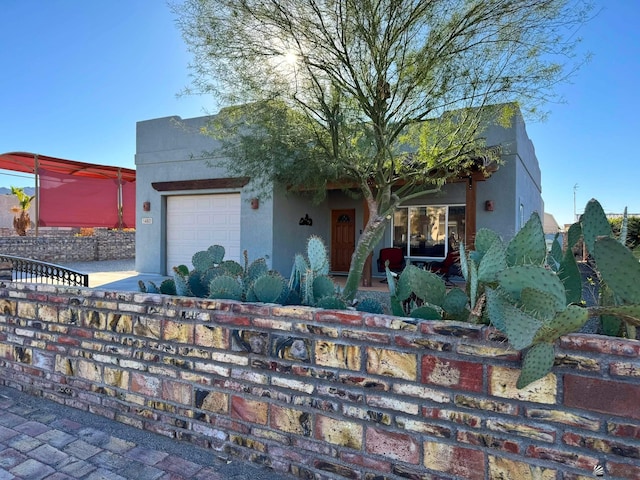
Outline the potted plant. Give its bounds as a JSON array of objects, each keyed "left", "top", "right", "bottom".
[{"left": 10, "top": 186, "right": 35, "bottom": 236}]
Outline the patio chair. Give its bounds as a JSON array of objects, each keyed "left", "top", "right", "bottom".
[{"left": 377, "top": 247, "right": 406, "bottom": 281}]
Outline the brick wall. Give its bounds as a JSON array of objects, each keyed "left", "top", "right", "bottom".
[
  {"left": 0, "top": 229, "right": 134, "bottom": 262},
  {"left": 0, "top": 282, "right": 638, "bottom": 480}
]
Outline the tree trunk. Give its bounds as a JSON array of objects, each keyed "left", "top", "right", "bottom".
[
  {"left": 13, "top": 212, "right": 30, "bottom": 236},
  {"left": 342, "top": 214, "right": 390, "bottom": 301}
]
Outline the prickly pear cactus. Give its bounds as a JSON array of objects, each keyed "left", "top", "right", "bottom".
[
  {"left": 188, "top": 271, "right": 208, "bottom": 298},
  {"left": 192, "top": 250, "right": 215, "bottom": 272},
  {"left": 313, "top": 275, "right": 336, "bottom": 301},
  {"left": 208, "top": 275, "right": 243, "bottom": 300},
  {"left": 160, "top": 279, "right": 177, "bottom": 295},
  {"left": 316, "top": 296, "right": 347, "bottom": 310},
  {"left": 505, "top": 212, "right": 546, "bottom": 267},
  {"left": 356, "top": 297, "right": 385, "bottom": 314},
  {"left": 307, "top": 235, "right": 330, "bottom": 275},
  {"left": 516, "top": 343, "right": 555, "bottom": 389},
  {"left": 594, "top": 236, "right": 640, "bottom": 304},
  {"left": 173, "top": 266, "right": 191, "bottom": 296},
  {"left": 208, "top": 244, "right": 226, "bottom": 264},
  {"left": 581, "top": 199, "right": 612, "bottom": 255},
  {"left": 252, "top": 273, "right": 285, "bottom": 304}
]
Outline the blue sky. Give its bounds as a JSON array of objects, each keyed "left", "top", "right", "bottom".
[{"left": 1, "top": 1, "right": 637, "bottom": 227}]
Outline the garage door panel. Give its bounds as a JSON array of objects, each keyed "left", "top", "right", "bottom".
[{"left": 167, "top": 193, "right": 241, "bottom": 271}]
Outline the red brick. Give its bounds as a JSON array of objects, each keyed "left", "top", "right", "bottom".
[
  {"left": 560, "top": 334, "right": 640, "bottom": 357},
  {"left": 608, "top": 421, "right": 640, "bottom": 440},
  {"left": 606, "top": 460, "right": 640, "bottom": 479},
  {"left": 231, "top": 396, "right": 268, "bottom": 425},
  {"left": 564, "top": 375, "right": 640, "bottom": 420},
  {"left": 563, "top": 432, "right": 640, "bottom": 459},
  {"left": 365, "top": 427, "right": 420, "bottom": 464},
  {"left": 339, "top": 451, "right": 392, "bottom": 473},
  {"left": 161, "top": 380, "right": 192, "bottom": 406},
  {"left": 131, "top": 372, "right": 161, "bottom": 397},
  {"left": 421, "top": 355, "right": 483, "bottom": 392},
  {"left": 423, "top": 441, "right": 485, "bottom": 480},
  {"left": 212, "top": 314, "right": 251, "bottom": 326},
  {"left": 315, "top": 310, "right": 363, "bottom": 326},
  {"left": 457, "top": 430, "right": 520, "bottom": 454},
  {"left": 526, "top": 445, "right": 598, "bottom": 471}
]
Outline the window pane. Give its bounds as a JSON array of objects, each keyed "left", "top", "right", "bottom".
[
  {"left": 409, "top": 206, "right": 447, "bottom": 257},
  {"left": 447, "top": 206, "right": 465, "bottom": 251},
  {"left": 393, "top": 210, "right": 408, "bottom": 253}
]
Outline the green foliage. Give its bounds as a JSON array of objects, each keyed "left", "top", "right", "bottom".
[
  {"left": 610, "top": 214, "right": 640, "bottom": 250},
  {"left": 176, "top": 0, "right": 591, "bottom": 299},
  {"left": 385, "top": 264, "right": 469, "bottom": 321}
]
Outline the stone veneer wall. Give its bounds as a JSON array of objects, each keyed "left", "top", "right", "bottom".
[
  {"left": 0, "top": 229, "right": 134, "bottom": 263},
  {"left": 0, "top": 283, "right": 639, "bottom": 480}
]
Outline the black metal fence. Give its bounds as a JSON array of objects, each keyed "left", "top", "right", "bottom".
[{"left": 0, "top": 255, "right": 89, "bottom": 287}]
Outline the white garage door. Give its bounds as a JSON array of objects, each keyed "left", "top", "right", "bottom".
[{"left": 166, "top": 193, "right": 241, "bottom": 271}]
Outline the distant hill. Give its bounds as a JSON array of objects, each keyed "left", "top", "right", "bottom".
[{"left": 0, "top": 187, "right": 36, "bottom": 196}]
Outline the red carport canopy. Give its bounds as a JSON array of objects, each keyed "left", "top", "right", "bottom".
[{"left": 0, "top": 152, "right": 136, "bottom": 229}]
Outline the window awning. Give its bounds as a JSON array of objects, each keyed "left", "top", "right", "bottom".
[
  {"left": 0, "top": 152, "right": 136, "bottom": 229},
  {"left": 0, "top": 151, "right": 136, "bottom": 181}
]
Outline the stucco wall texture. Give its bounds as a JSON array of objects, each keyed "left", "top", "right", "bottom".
[{"left": 0, "top": 283, "right": 638, "bottom": 479}]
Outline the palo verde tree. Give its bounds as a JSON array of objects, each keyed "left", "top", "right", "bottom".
[{"left": 174, "top": 0, "right": 591, "bottom": 300}]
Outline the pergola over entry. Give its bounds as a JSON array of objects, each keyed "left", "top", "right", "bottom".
[{"left": 0, "top": 152, "right": 136, "bottom": 231}]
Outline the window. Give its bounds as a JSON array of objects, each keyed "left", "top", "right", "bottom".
[{"left": 393, "top": 205, "right": 465, "bottom": 259}]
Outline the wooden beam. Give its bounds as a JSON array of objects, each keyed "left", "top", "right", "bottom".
[
  {"left": 152, "top": 177, "right": 250, "bottom": 192},
  {"left": 465, "top": 176, "right": 477, "bottom": 248}
]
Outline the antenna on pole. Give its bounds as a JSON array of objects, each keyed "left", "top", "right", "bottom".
[{"left": 573, "top": 183, "right": 579, "bottom": 222}]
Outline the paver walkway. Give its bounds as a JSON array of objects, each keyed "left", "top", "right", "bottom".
[{"left": 0, "top": 386, "right": 287, "bottom": 480}]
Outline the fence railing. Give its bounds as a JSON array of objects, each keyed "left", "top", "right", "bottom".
[{"left": 0, "top": 254, "right": 89, "bottom": 287}]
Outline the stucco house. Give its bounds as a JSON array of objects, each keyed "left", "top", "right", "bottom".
[{"left": 135, "top": 109, "right": 543, "bottom": 280}]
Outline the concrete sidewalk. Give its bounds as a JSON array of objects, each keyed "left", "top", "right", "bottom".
[
  {"left": 61, "top": 260, "right": 169, "bottom": 292},
  {"left": 0, "top": 386, "right": 288, "bottom": 480}
]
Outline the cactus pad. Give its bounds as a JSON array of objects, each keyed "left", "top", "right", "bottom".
[
  {"left": 533, "top": 305, "right": 589, "bottom": 343},
  {"left": 566, "top": 222, "right": 582, "bottom": 251},
  {"left": 160, "top": 279, "right": 177, "bottom": 295},
  {"left": 208, "top": 244, "right": 226, "bottom": 264},
  {"left": 252, "top": 274, "right": 285, "bottom": 304},
  {"left": 307, "top": 236, "right": 330, "bottom": 274},
  {"left": 516, "top": 343, "right": 555, "bottom": 389},
  {"left": 474, "top": 228, "right": 503, "bottom": 259},
  {"left": 497, "top": 265, "right": 566, "bottom": 312},
  {"left": 442, "top": 288, "right": 469, "bottom": 319},
  {"left": 173, "top": 267, "right": 191, "bottom": 296},
  {"left": 594, "top": 236, "right": 640, "bottom": 304},
  {"left": 188, "top": 271, "right": 208, "bottom": 298},
  {"left": 356, "top": 297, "right": 385, "bottom": 314},
  {"left": 410, "top": 304, "right": 443, "bottom": 320},
  {"left": 596, "top": 304, "right": 640, "bottom": 327},
  {"left": 313, "top": 275, "right": 336, "bottom": 300},
  {"left": 519, "top": 287, "right": 559, "bottom": 322},
  {"left": 581, "top": 199, "right": 611, "bottom": 255},
  {"left": 558, "top": 248, "right": 582, "bottom": 305},
  {"left": 208, "top": 275, "right": 243, "bottom": 300},
  {"left": 506, "top": 212, "right": 546, "bottom": 267},
  {"left": 192, "top": 250, "right": 215, "bottom": 272},
  {"left": 478, "top": 239, "right": 507, "bottom": 283},
  {"left": 485, "top": 287, "right": 542, "bottom": 349},
  {"left": 315, "top": 296, "right": 346, "bottom": 310}
]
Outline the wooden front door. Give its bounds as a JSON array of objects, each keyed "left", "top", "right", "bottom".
[{"left": 331, "top": 209, "right": 356, "bottom": 272}]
